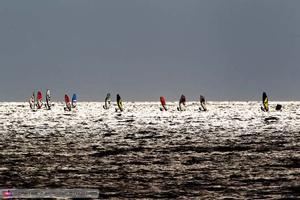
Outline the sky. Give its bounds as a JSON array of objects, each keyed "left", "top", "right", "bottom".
[{"left": 0, "top": 0, "right": 300, "bottom": 101}]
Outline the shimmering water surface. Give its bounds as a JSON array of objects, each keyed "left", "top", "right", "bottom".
[{"left": 0, "top": 102, "right": 299, "bottom": 199}]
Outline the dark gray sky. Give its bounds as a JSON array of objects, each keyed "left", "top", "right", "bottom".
[{"left": 1, "top": 0, "right": 300, "bottom": 101}]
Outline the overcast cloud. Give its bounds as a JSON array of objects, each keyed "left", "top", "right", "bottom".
[{"left": 0, "top": 0, "right": 300, "bottom": 101}]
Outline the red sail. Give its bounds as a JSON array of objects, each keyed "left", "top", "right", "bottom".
[
  {"left": 160, "top": 96, "right": 166, "bottom": 106},
  {"left": 64, "top": 94, "right": 72, "bottom": 111},
  {"left": 65, "top": 94, "right": 70, "bottom": 104},
  {"left": 37, "top": 91, "right": 43, "bottom": 101},
  {"left": 160, "top": 96, "right": 168, "bottom": 111}
]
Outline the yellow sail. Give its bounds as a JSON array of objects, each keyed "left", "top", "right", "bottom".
[{"left": 263, "top": 92, "right": 269, "bottom": 111}]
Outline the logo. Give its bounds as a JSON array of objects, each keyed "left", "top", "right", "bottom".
[{"left": 2, "top": 190, "right": 13, "bottom": 199}]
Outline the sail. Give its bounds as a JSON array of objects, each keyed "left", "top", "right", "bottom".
[
  {"left": 200, "top": 95, "right": 207, "bottom": 111},
  {"left": 104, "top": 93, "right": 111, "bottom": 109},
  {"left": 178, "top": 95, "right": 186, "bottom": 111},
  {"left": 160, "top": 96, "right": 167, "bottom": 111},
  {"left": 116, "top": 94, "right": 124, "bottom": 112},
  {"left": 37, "top": 91, "right": 42, "bottom": 100},
  {"left": 29, "top": 91, "right": 35, "bottom": 110},
  {"left": 37, "top": 91, "right": 43, "bottom": 109},
  {"left": 262, "top": 92, "right": 269, "bottom": 112},
  {"left": 65, "top": 94, "right": 71, "bottom": 111},
  {"left": 179, "top": 95, "right": 186, "bottom": 105},
  {"left": 46, "top": 89, "right": 51, "bottom": 110},
  {"left": 72, "top": 94, "right": 77, "bottom": 108}
]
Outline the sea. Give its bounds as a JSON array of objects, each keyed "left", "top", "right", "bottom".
[{"left": 0, "top": 102, "right": 299, "bottom": 199}]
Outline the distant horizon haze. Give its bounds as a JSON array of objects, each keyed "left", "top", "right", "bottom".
[{"left": 2, "top": 90, "right": 298, "bottom": 103}]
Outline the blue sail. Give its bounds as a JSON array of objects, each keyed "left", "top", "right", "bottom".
[{"left": 72, "top": 94, "right": 77, "bottom": 108}]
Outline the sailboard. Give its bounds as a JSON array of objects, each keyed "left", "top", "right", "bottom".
[
  {"left": 160, "top": 96, "right": 167, "bottom": 111},
  {"left": 116, "top": 94, "right": 124, "bottom": 112},
  {"left": 72, "top": 94, "right": 77, "bottom": 108},
  {"left": 29, "top": 92, "right": 36, "bottom": 111},
  {"left": 275, "top": 104, "right": 282, "bottom": 111},
  {"left": 37, "top": 91, "right": 43, "bottom": 109},
  {"left": 261, "top": 92, "right": 269, "bottom": 112},
  {"left": 64, "top": 94, "right": 72, "bottom": 111},
  {"left": 103, "top": 93, "right": 111, "bottom": 110},
  {"left": 199, "top": 95, "right": 207, "bottom": 111},
  {"left": 177, "top": 95, "right": 186, "bottom": 111},
  {"left": 45, "top": 89, "right": 51, "bottom": 110}
]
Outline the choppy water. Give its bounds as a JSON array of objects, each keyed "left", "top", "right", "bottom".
[{"left": 0, "top": 102, "right": 299, "bottom": 199}]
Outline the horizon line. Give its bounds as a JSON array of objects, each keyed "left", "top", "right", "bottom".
[{"left": 1, "top": 100, "right": 299, "bottom": 103}]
